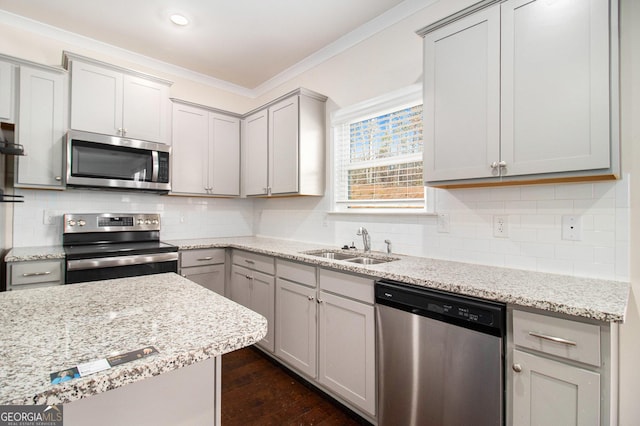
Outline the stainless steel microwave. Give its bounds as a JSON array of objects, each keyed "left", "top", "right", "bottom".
[{"left": 66, "top": 130, "right": 171, "bottom": 192}]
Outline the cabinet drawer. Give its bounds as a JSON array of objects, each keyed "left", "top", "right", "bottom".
[
  {"left": 233, "top": 251, "right": 274, "bottom": 275},
  {"left": 181, "top": 248, "right": 225, "bottom": 267},
  {"left": 513, "top": 310, "right": 600, "bottom": 367},
  {"left": 10, "top": 261, "right": 63, "bottom": 286},
  {"left": 319, "top": 269, "right": 374, "bottom": 304},
  {"left": 277, "top": 259, "right": 316, "bottom": 288}
]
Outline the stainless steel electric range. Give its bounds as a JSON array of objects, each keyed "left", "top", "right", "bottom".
[{"left": 63, "top": 213, "right": 178, "bottom": 284}]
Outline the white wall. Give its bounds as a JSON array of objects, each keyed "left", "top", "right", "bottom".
[{"left": 618, "top": 0, "right": 640, "bottom": 423}]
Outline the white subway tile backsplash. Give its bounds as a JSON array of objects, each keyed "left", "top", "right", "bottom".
[
  {"left": 12, "top": 178, "right": 629, "bottom": 282},
  {"left": 555, "top": 183, "right": 593, "bottom": 200},
  {"left": 521, "top": 185, "right": 556, "bottom": 200}
]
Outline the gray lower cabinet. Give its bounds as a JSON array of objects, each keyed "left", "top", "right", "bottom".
[
  {"left": 275, "top": 259, "right": 376, "bottom": 419},
  {"left": 7, "top": 259, "right": 64, "bottom": 290},
  {"left": 180, "top": 248, "right": 226, "bottom": 296},
  {"left": 230, "top": 251, "right": 275, "bottom": 352},
  {"left": 509, "top": 308, "right": 616, "bottom": 425},
  {"left": 275, "top": 260, "right": 317, "bottom": 378}
]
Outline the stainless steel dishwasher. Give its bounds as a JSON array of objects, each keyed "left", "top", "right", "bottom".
[{"left": 376, "top": 279, "right": 505, "bottom": 426}]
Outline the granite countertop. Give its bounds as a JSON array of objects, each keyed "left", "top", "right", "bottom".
[
  {"left": 169, "top": 236, "right": 630, "bottom": 323},
  {"left": 5, "top": 236, "right": 630, "bottom": 322},
  {"left": 0, "top": 273, "right": 267, "bottom": 405}
]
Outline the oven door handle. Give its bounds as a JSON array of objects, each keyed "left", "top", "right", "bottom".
[{"left": 67, "top": 252, "right": 179, "bottom": 271}]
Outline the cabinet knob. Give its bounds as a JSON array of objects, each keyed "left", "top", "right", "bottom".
[
  {"left": 490, "top": 161, "right": 507, "bottom": 169},
  {"left": 512, "top": 363, "right": 523, "bottom": 373},
  {"left": 316, "top": 298, "right": 323, "bottom": 304},
  {"left": 307, "top": 295, "right": 314, "bottom": 301},
  {"left": 54, "top": 176, "right": 62, "bottom": 181}
]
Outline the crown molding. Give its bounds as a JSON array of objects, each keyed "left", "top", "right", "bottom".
[
  {"left": 253, "top": 0, "right": 438, "bottom": 97},
  {"left": 0, "top": 0, "right": 437, "bottom": 99}
]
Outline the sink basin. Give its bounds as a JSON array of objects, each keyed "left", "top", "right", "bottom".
[
  {"left": 345, "top": 257, "right": 392, "bottom": 265},
  {"left": 303, "top": 249, "right": 399, "bottom": 265},
  {"left": 304, "top": 250, "right": 359, "bottom": 260}
]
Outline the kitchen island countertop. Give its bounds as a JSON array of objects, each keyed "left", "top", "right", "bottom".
[{"left": 0, "top": 273, "right": 267, "bottom": 405}]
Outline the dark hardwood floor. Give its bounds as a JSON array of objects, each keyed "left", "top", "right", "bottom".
[{"left": 221, "top": 347, "right": 370, "bottom": 426}]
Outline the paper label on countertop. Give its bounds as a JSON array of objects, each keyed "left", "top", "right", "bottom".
[
  {"left": 49, "top": 346, "right": 159, "bottom": 384},
  {"left": 77, "top": 358, "right": 111, "bottom": 376}
]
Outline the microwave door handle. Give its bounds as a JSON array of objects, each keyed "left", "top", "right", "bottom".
[{"left": 151, "top": 151, "right": 159, "bottom": 182}]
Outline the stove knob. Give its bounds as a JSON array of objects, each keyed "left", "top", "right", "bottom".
[
  {"left": 68, "top": 219, "right": 77, "bottom": 227},
  {"left": 137, "top": 219, "right": 144, "bottom": 225},
  {"left": 78, "top": 220, "right": 86, "bottom": 227},
  {"left": 152, "top": 219, "right": 159, "bottom": 225},
  {"left": 145, "top": 219, "right": 151, "bottom": 225}
]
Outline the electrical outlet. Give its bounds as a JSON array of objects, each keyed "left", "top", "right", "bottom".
[
  {"left": 43, "top": 210, "right": 56, "bottom": 225},
  {"left": 437, "top": 213, "right": 450, "bottom": 233},
  {"left": 493, "top": 215, "right": 508, "bottom": 238},
  {"left": 562, "top": 215, "right": 582, "bottom": 241}
]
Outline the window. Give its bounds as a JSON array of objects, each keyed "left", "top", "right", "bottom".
[{"left": 332, "top": 85, "right": 430, "bottom": 212}]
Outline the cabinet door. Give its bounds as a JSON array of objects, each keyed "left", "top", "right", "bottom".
[
  {"left": 423, "top": 5, "right": 500, "bottom": 182},
  {"left": 229, "top": 264, "right": 252, "bottom": 307},
  {"left": 243, "top": 110, "right": 268, "bottom": 196},
  {"left": 122, "top": 74, "right": 169, "bottom": 143},
  {"left": 209, "top": 113, "right": 240, "bottom": 196},
  {"left": 500, "top": 0, "right": 610, "bottom": 176},
  {"left": 269, "top": 96, "right": 299, "bottom": 195},
  {"left": 171, "top": 103, "right": 209, "bottom": 195},
  {"left": 251, "top": 270, "right": 275, "bottom": 353},
  {"left": 512, "top": 349, "right": 600, "bottom": 425},
  {"left": 70, "top": 60, "right": 123, "bottom": 136},
  {"left": 318, "top": 291, "right": 375, "bottom": 416},
  {"left": 0, "top": 61, "right": 14, "bottom": 122},
  {"left": 275, "top": 278, "right": 317, "bottom": 378},
  {"left": 16, "top": 66, "right": 65, "bottom": 188},
  {"left": 183, "top": 264, "right": 225, "bottom": 296}
]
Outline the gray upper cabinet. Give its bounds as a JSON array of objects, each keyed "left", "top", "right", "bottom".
[
  {"left": 65, "top": 52, "right": 172, "bottom": 144},
  {"left": 171, "top": 100, "right": 240, "bottom": 196},
  {"left": 242, "top": 88, "right": 327, "bottom": 197},
  {"left": 419, "top": 0, "right": 618, "bottom": 187},
  {"left": 15, "top": 65, "right": 66, "bottom": 189},
  {"left": 0, "top": 60, "right": 15, "bottom": 123}
]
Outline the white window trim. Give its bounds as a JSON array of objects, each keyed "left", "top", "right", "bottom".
[{"left": 330, "top": 84, "right": 435, "bottom": 214}]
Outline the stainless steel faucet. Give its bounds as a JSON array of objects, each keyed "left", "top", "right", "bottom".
[
  {"left": 384, "top": 239, "right": 392, "bottom": 254},
  {"left": 357, "top": 227, "right": 371, "bottom": 253}
]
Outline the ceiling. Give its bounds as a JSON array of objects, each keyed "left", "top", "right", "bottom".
[{"left": 0, "top": 0, "right": 413, "bottom": 90}]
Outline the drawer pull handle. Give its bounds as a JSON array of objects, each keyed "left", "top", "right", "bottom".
[
  {"left": 22, "top": 271, "right": 51, "bottom": 277},
  {"left": 197, "top": 257, "right": 213, "bottom": 261},
  {"left": 244, "top": 259, "right": 255, "bottom": 264},
  {"left": 528, "top": 332, "right": 577, "bottom": 346}
]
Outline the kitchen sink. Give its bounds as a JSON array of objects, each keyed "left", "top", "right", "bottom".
[
  {"left": 345, "top": 257, "right": 391, "bottom": 265},
  {"left": 302, "top": 250, "right": 398, "bottom": 264},
  {"left": 303, "top": 250, "right": 359, "bottom": 260}
]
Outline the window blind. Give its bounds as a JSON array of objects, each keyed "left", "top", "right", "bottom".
[{"left": 334, "top": 103, "right": 424, "bottom": 209}]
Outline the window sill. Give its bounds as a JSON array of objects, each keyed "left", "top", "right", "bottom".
[{"left": 327, "top": 210, "right": 437, "bottom": 217}]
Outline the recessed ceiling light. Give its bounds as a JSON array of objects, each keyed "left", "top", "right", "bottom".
[{"left": 170, "top": 14, "right": 189, "bottom": 26}]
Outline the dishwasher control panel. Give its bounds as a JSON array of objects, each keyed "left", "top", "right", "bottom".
[
  {"left": 375, "top": 280, "right": 505, "bottom": 335},
  {"left": 426, "top": 301, "right": 495, "bottom": 326}
]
